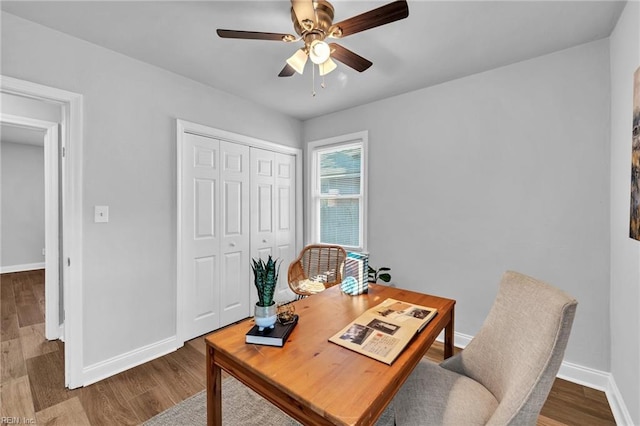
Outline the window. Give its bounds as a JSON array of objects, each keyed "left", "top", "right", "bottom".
[{"left": 307, "top": 131, "right": 367, "bottom": 251}]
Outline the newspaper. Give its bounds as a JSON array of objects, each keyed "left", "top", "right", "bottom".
[{"left": 328, "top": 298, "right": 438, "bottom": 364}]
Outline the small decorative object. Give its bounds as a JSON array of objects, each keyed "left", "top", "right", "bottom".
[
  {"left": 251, "top": 256, "right": 280, "bottom": 331},
  {"left": 368, "top": 266, "right": 391, "bottom": 284},
  {"left": 277, "top": 303, "right": 296, "bottom": 325},
  {"left": 344, "top": 251, "right": 369, "bottom": 295}
]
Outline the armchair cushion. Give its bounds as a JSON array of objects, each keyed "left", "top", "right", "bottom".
[{"left": 393, "top": 360, "right": 499, "bottom": 425}]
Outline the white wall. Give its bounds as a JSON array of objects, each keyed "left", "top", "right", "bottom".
[
  {"left": 1, "top": 12, "right": 302, "bottom": 369},
  {"left": 305, "top": 40, "right": 611, "bottom": 372},
  {"left": 609, "top": 1, "right": 640, "bottom": 424},
  {"left": 0, "top": 141, "right": 45, "bottom": 269}
]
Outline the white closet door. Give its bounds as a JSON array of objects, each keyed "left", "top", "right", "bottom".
[
  {"left": 273, "top": 153, "right": 296, "bottom": 301},
  {"left": 182, "top": 133, "right": 220, "bottom": 339},
  {"left": 219, "top": 141, "right": 251, "bottom": 326},
  {"left": 250, "top": 148, "right": 276, "bottom": 262},
  {"left": 250, "top": 148, "right": 297, "bottom": 302}
]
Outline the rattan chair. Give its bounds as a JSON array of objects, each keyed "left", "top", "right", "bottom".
[{"left": 288, "top": 244, "right": 347, "bottom": 298}]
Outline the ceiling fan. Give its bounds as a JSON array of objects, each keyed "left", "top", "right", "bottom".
[{"left": 217, "top": 0, "right": 409, "bottom": 78}]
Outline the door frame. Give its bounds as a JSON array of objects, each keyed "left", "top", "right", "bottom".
[
  {"left": 176, "top": 119, "right": 303, "bottom": 345},
  {"left": 0, "top": 114, "right": 59, "bottom": 339},
  {"left": 1, "top": 76, "right": 84, "bottom": 389}
]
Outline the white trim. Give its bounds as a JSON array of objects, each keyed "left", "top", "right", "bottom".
[
  {"left": 605, "top": 374, "right": 635, "bottom": 426},
  {"left": 58, "top": 323, "right": 65, "bottom": 342},
  {"left": 557, "top": 362, "right": 633, "bottom": 425},
  {"left": 1, "top": 75, "right": 84, "bottom": 389},
  {"left": 306, "top": 131, "right": 369, "bottom": 251},
  {"left": 176, "top": 119, "right": 303, "bottom": 345},
  {"left": 557, "top": 360, "right": 611, "bottom": 390},
  {"left": 178, "top": 119, "right": 301, "bottom": 155},
  {"left": 437, "top": 331, "right": 632, "bottom": 425},
  {"left": 43, "top": 122, "right": 59, "bottom": 340},
  {"left": 82, "top": 337, "right": 179, "bottom": 387},
  {"left": 0, "top": 114, "right": 59, "bottom": 340},
  {"left": 0, "top": 263, "right": 46, "bottom": 274}
]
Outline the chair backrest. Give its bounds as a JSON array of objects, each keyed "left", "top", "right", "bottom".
[
  {"left": 441, "top": 271, "right": 577, "bottom": 425},
  {"left": 288, "top": 244, "right": 347, "bottom": 289}
]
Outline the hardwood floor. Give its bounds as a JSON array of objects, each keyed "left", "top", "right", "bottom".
[{"left": 1, "top": 270, "right": 616, "bottom": 425}]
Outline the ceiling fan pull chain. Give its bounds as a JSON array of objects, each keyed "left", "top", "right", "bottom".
[
  {"left": 312, "top": 64, "right": 317, "bottom": 97},
  {"left": 321, "top": 73, "right": 326, "bottom": 89}
]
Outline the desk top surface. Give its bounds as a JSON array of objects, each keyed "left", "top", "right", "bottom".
[{"left": 205, "top": 284, "right": 455, "bottom": 426}]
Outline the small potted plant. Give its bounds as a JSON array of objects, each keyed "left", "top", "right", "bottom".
[
  {"left": 368, "top": 266, "right": 391, "bottom": 284},
  {"left": 251, "top": 256, "right": 280, "bottom": 331}
]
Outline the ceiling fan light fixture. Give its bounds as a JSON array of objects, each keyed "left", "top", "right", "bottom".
[
  {"left": 318, "top": 57, "right": 337, "bottom": 76},
  {"left": 309, "top": 40, "right": 331, "bottom": 64},
  {"left": 286, "top": 48, "right": 308, "bottom": 74}
]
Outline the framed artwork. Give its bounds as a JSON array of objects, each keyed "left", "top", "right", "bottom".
[{"left": 631, "top": 66, "right": 640, "bottom": 241}]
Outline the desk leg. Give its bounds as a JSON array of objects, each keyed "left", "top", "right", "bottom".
[
  {"left": 444, "top": 309, "right": 455, "bottom": 359},
  {"left": 207, "top": 346, "right": 222, "bottom": 426}
]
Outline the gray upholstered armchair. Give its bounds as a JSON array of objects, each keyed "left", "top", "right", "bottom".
[{"left": 386, "top": 271, "right": 578, "bottom": 426}]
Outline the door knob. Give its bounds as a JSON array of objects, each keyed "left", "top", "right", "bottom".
[{"left": 230, "top": 242, "right": 236, "bottom": 247}]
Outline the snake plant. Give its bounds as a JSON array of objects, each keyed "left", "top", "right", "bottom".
[{"left": 251, "top": 256, "right": 280, "bottom": 307}]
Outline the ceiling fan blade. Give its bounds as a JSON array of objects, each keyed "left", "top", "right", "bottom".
[
  {"left": 291, "top": 0, "right": 316, "bottom": 28},
  {"left": 279, "top": 64, "right": 296, "bottom": 77},
  {"left": 329, "top": 43, "right": 372, "bottom": 72},
  {"left": 216, "top": 29, "right": 293, "bottom": 41},
  {"left": 330, "top": 0, "right": 409, "bottom": 38}
]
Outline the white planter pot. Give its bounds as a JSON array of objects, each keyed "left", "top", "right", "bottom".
[{"left": 254, "top": 303, "right": 277, "bottom": 331}]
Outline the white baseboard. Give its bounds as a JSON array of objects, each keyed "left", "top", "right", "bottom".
[
  {"left": 557, "top": 361, "right": 634, "bottom": 425},
  {"left": 81, "top": 336, "right": 180, "bottom": 387},
  {"left": 0, "top": 263, "right": 45, "bottom": 274},
  {"left": 557, "top": 360, "right": 610, "bottom": 390},
  {"left": 437, "top": 332, "right": 632, "bottom": 425},
  {"left": 605, "top": 374, "right": 635, "bottom": 426}
]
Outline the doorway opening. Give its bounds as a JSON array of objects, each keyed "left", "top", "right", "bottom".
[
  {"left": 1, "top": 75, "right": 84, "bottom": 388},
  {"left": 0, "top": 117, "right": 59, "bottom": 340}
]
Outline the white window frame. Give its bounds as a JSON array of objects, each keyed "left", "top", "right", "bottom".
[{"left": 306, "top": 131, "right": 368, "bottom": 252}]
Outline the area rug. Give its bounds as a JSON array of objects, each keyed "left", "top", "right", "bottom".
[
  {"left": 144, "top": 376, "right": 300, "bottom": 426},
  {"left": 144, "top": 376, "right": 395, "bottom": 425}
]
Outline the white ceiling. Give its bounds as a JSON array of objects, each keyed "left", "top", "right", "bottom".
[{"left": 1, "top": 1, "right": 625, "bottom": 121}]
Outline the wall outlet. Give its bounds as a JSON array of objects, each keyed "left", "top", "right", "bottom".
[{"left": 42, "top": 248, "right": 46, "bottom": 256}]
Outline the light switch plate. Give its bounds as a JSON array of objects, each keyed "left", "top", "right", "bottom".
[{"left": 94, "top": 205, "right": 109, "bottom": 223}]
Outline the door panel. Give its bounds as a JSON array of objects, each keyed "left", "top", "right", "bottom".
[
  {"left": 220, "top": 141, "right": 250, "bottom": 326},
  {"left": 258, "top": 185, "right": 273, "bottom": 232},
  {"left": 221, "top": 251, "right": 243, "bottom": 313},
  {"left": 278, "top": 187, "right": 291, "bottom": 231},
  {"left": 224, "top": 181, "right": 243, "bottom": 235},
  {"left": 193, "top": 255, "right": 217, "bottom": 320},
  {"left": 182, "top": 133, "right": 220, "bottom": 339},
  {"left": 251, "top": 148, "right": 275, "bottom": 258},
  {"left": 251, "top": 149, "right": 276, "bottom": 304},
  {"left": 251, "top": 149, "right": 297, "bottom": 302},
  {"left": 194, "top": 179, "right": 215, "bottom": 238},
  {"left": 274, "top": 153, "right": 296, "bottom": 300}
]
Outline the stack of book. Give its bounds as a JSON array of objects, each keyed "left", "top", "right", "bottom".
[{"left": 245, "top": 315, "right": 299, "bottom": 347}]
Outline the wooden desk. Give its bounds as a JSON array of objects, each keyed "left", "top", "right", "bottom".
[{"left": 205, "top": 284, "right": 455, "bottom": 426}]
